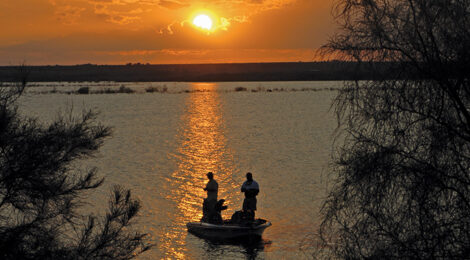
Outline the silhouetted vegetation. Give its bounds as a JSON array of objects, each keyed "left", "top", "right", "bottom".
[
  {"left": 145, "top": 86, "right": 167, "bottom": 93},
  {"left": 234, "top": 86, "right": 247, "bottom": 92},
  {"left": 75, "top": 85, "right": 135, "bottom": 94},
  {"left": 0, "top": 71, "right": 152, "bottom": 259},
  {"left": 318, "top": 0, "right": 470, "bottom": 259},
  {"left": 77, "top": 86, "right": 90, "bottom": 94},
  {"left": 28, "top": 85, "right": 341, "bottom": 96},
  {"left": 117, "top": 85, "right": 134, "bottom": 94}
]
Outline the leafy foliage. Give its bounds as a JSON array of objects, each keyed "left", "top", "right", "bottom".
[{"left": 0, "top": 74, "right": 152, "bottom": 259}]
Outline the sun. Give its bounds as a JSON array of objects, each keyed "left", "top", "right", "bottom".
[{"left": 193, "top": 14, "right": 213, "bottom": 30}]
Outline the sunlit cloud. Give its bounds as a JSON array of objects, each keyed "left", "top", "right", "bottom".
[
  {"left": 54, "top": 5, "right": 86, "bottom": 25},
  {"left": 155, "top": 0, "right": 296, "bottom": 35},
  {"left": 92, "top": 2, "right": 145, "bottom": 24},
  {"left": 107, "top": 14, "right": 142, "bottom": 25},
  {"left": 88, "top": 0, "right": 126, "bottom": 5},
  {"left": 94, "top": 48, "right": 317, "bottom": 64},
  {"left": 105, "top": 49, "right": 211, "bottom": 56},
  {"left": 1, "top": 0, "right": 334, "bottom": 64},
  {"left": 158, "top": 21, "right": 178, "bottom": 34},
  {"left": 159, "top": 0, "right": 190, "bottom": 10},
  {"left": 174, "top": 15, "right": 233, "bottom": 35},
  {"left": 0, "top": 47, "right": 318, "bottom": 65},
  {"left": 100, "top": 48, "right": 318, "bottom": 63},
  {"left": 196, "top": 0, "right": 297, "bottom": 12},
  {"left": 48, "top": 0, "right": 300, "bottom": 29},
  {"left": 159, "top": 11, "right": 248, "bottom": 36}
]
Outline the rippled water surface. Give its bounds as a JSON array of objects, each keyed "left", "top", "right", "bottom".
[{"left": 19, "top": 81, "right": 339, "bottom": 259}]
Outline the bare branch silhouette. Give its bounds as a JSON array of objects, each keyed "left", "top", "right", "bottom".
[{"left": 319, "top": 0, "right": 470, "bottom": 258}]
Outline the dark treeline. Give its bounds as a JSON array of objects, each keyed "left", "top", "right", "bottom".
[{"left": 0, "top": 62, "right": 395, "bottom": 82}]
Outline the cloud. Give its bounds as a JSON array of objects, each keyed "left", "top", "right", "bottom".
[
  {"left": 106, "top": 49, "right": 210, "bottom": 56},
  {"left": 49, "top": 0, "right": 298, "bottom": 29},
  {"left": 157, "top": 12, "right": 249, "bottom": 35},
  {"left": 155, "top": 0, "right": 297, "bottom": 35},
  {"left": 2, "top": 48, "right": 315, "bottom": 65},
  {"left": 92, "top": 2, "right": 144, "bottom": 24},
  {"left": 55, "top": 5, "right": 86, "bottom": 25},
  {"left": 106, "top": 14, "right": 141, "bottom": 24},
  {"left": 159, "top": 0, "right": 189, "bottom": 10},
  {"left": 0, "top": 0, "right": 332, "bottom": 65},
  {"left": 158, "top": 21, "right": 178, "bottom": 34},
  {"left": 195, "top": 0, "right": 297, "bottom": 11},
  {"left": 48, "top": 0, "right": 145, "bottom": 26},
  {"left": 218, "top": 17, "right": 230, "bottom": 31},
  {"left": 88, "top": 0, "right": 124, "bottom": 4}
]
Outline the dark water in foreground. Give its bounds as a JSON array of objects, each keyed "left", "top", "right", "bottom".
[{"left": 19, "top": 81, "right": 338, "bottom": 259}]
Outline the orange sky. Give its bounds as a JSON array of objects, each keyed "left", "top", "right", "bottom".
[{"left": 0, "top": 0, "right": 335, "bottom": 65}]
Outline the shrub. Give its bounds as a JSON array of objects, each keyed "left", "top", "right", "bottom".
[
  {"left": 0, "top": 74, "right": 152, "bottom": 259},
  {"left": 118, "top": 85, "right": 134, "bottom": 94},
  {"left": 319, "top": 0, "right": 470, "bottom": 259},
  {"left": 234, "top": 86, "right": 247, "bottom": 92},
  {"left": 77, "top": 86, "right": 89, "bottom": 94},
  {"left": 145, "top": 86, "right": 158, "bottom": 93}
]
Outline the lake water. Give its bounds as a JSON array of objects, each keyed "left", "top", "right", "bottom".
[{"left": 18, "top": 81, "right": 339, "bottom": 259}]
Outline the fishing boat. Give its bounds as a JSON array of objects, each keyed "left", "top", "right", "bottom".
[{"left": 186, "top": 218, "right": 272, "bottom": 240}]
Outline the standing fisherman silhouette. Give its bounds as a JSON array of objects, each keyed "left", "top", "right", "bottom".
[
  {"left": 188, "top": 172, "right": 271, "bottom": 240},
  {"left": 241, "top": 172, "right": 259, "bottom": 220},
  {"left": 201, "top": 172, "right": 226, "bottom": 223},
  {"left": 203, "top": 172, "right": 218, "bottom": 201}
]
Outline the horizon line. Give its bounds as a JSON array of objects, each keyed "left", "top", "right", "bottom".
[{"left": 0, "top": 60, "right": 361, "bottom": 67}]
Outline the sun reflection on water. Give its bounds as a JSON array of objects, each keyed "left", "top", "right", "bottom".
[{"left": 161, "top": 83, "right": 238, "bottom": 259}]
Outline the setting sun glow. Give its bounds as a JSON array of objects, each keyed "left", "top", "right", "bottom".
[
  {"left": 193, "top": 14, "right": 213, "bottom": 30},
  {"left": 0, "top": 1, "right": 334, "bottom": 64}
]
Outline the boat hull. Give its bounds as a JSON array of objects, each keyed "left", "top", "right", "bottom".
[{"left": 187, "top": 220, "right": 271, "bottom": 240}]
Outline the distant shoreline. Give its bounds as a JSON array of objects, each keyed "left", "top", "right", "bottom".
[{"left": 0, "top": 62, "right": 390, "bottom": 82}]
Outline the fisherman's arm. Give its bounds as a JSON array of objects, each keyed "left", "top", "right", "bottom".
[{"left": 241, "top": 182, "right": 247, "bottom": 192}]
